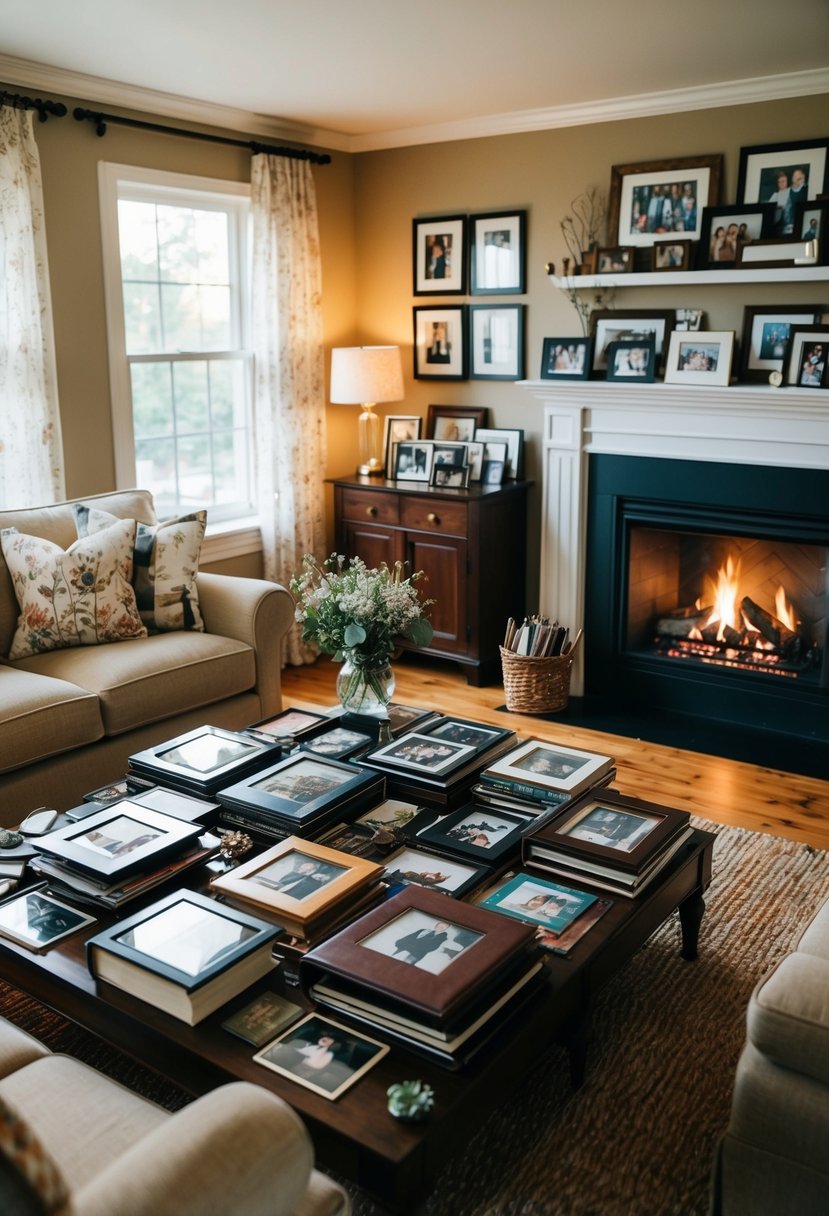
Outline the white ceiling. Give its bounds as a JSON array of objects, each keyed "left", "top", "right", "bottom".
[{"left": 1, "top": 0, "right": 828, "bottom": 151}]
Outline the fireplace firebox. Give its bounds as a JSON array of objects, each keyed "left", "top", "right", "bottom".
[{"left": 584, "top": 455, "right": 829, "bottom": 751}]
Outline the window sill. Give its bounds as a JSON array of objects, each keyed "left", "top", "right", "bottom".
[{"left": 202, "top": 518, "right": 262, "bottom": 563}]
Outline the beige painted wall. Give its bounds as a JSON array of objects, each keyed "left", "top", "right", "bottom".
[{"left": 351, "top": 92, "right": 829, "bottom": 607}]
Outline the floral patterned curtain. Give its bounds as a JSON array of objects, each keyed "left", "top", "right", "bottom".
[
  {"left": 251, "top": 154, "right": 327, "bottom": 666},
  {"left": 0, "top": 106, "right": 65, "bottom": 507}
]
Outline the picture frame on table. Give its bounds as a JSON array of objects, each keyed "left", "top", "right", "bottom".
[
  {"left": 539, "top": 790, "right": 690, "bottom": 869},
  {"left": 365, "top": 731, "right": 477, "bottom": 777},
  {"left": 589, "top": 309, "right": 675, "bottom": 375},
  {"left": 218, "top": 752, "right": 380, "bottom": 827},
  {"left": 476, "top": 872, "right": 598, "bottom": 935},
  {"left": 651, "top": 239, "right": 694, "bottom": 271},
  {"left": 469, "top": 304, "right": 525, "bottom": 380},
  {"left": 596, "top": 246, "right": 635, "bottom": 274},
  {"left": 540, "top": 337, "right": 593, "bottom": 380},
  {"left": 696, "top": 203, "right": 775, "bottom": 269},
  {"left": 608, "top": 154, "right": 723, "bottom": 247},
  {"left": 300, "top": 726, "right": 374, "bottom": 761},
  {"left": 417, "top": 804, "right": 529, "bottom": 865},
  {"left": 782, "top": 325, "right": 829, "bottom": 388},
  {"left": 425, "top": 404, "right": 487, "bottom": 441},
  {"left": 431, "top": 463, "right": 470, "bottom": 489},
  {"left": 738, "top": 305, "right": 825, "bottom": 383},
  {"left": 412, "top": 214, "right": 467, "bottom": 295},
  {"left": 474, "top": 426, "right": 524, "bottom": 480},
  {"left": 478, "top": 442, "right": 508, "bottom": 476},
  {"left": 737, "top": 238, "right": 820, "bottom": 269},
  {"left": 413, "top": 305, "right": 467, "bottom": 380},
  {"left": 604, "top": 338, "right": 656, "bottom": 383},
  {"left": 469, "top": 209, "right": 527, "bottom": 294},
  {"left": 34, "top": 802, "right": 202, "bottom": 882},
  {"left": 663, "top": 330, "right": 735, "bottom": 387},
  {"left": 254, "top": 1012, "right": 389, "bottom": 1100},
  {"left": 129, "top": 724, "right": 282, "bottom": 795},
  {"left": 0, "top": 888, "right": 96, "bottom": 953},
  {"left": 382, "top": 845, "right": 490, "bottom": 898},
  {"left": 245, "top": 708, "right": 330, "bottom": 743},
  {"left": 394, "top": 440, "right": 434, "bottom": 482},
  {"left": 382, "top": 415, "right": 422, "bottom": 479},
  {"left": 431, "top": 441, "right": 468, "bottom": 469},
  {"left": 460, "top": 439, "right": 485, "bottom": 482},
  {"left": 793, "top": 198, "right": 829, "bottom": 245},
  {"left": 736, "top": 139, "right": 829, "bottom": 235},
  {"left": 482, "top": 459, "right": 505, "bottom": 486}
]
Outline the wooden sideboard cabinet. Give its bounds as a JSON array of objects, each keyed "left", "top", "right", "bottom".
[{"left": 330, "top": 475, "right": 532, "bottom": 686}]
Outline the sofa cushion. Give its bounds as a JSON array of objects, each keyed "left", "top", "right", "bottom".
[
  {"left": 16, "top": 633, "right": 256, "bottom": 735},
  {"left": 795, "top": 894, "right": 829, "bottom": 960},
  {"left": 74, "top": 505, "right": 207, "bottom": 634},
  {"left": 748, "top": 952, "right": 829, "bottom": 1086},
  {"left": 1, "top": 521, "right": 147, "bottom": 660},
  {"left": 0, "top": 1094, "right": 69, "bottom": 1214},
  {"left": 0, "top": 666, "right": 103, "bottom": 775}
]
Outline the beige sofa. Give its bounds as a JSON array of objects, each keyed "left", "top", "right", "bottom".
[
  {"left": 0, "top": 1015, "right": 349, "bottom": 1215},
  {"left": 0, "top": 489, "right": 294, "bottom": 823},
  {"left": 711, "top": 893, "right": 829, "bottom": 1215}
]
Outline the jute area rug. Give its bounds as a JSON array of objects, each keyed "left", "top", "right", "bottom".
[{"left": 1, "top": 818, "right": 827, "bottom": 1216}]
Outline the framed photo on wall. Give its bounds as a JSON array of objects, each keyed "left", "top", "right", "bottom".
[
  {"left": 736, "top": 139, "right": 829, "bottom": 235},
  {"left": 738, "top": 305, "right": 825, "bottom": 383},
  {"left": 608, "top": 154, "right": 723, "bottom": 247},
  {"left": 413, "top": 306, "right": 468, "bottom": 380},
  {"left": 413, "top": 215, "right": 467, "bottom": 294},
  {"left": 469, "top": 210, "right": 527, "bottom": 294},
  {"left": 469, "top": 304, "right": 525, "bottom": 380}
]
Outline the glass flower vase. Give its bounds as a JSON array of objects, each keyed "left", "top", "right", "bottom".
[{"left": 336, "top": 656, "right": 395, "bottom": 716}]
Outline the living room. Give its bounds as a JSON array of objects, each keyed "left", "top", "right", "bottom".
[{"left": 1, "top": 3, "right": 829, "bottom": 1214}]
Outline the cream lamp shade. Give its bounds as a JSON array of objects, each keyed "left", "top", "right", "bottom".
[{"left": 330, "top": 345, "right": 404, "bottom": 476}]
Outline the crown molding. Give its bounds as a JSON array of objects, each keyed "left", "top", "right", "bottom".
[{"left": 2, "top": 53, "right": 827, "bottom": 156}]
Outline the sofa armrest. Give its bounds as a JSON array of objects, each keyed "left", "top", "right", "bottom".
[
  {"left": 196, "top": 572, "right": 295, "bottom": 717},
  {"left": 73, "top": 1083, "right": 315, "bottom": 1216},
  {"left": 748, "top": 953, "right": 829, "bottom": 1086}
]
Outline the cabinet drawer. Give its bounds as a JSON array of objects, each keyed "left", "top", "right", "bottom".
[
  {"left": 400, "top": 497, "right": 467, "bottom": 536},
  {"left": 340, "top": 488, "right": 399, "bottom": 525}
]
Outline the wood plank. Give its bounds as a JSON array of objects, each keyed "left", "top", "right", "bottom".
[{"left": 281, "top": 657, "right": 829, "bottom": 851}]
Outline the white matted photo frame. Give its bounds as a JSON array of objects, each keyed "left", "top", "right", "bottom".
[
  {"left": 469, "top": 210, "right": 527, "bottom": 294},
  {"left": 394, "top": 440, "right": 434, "bottom": 482},
  {"left": 783, "top": 325, "right": 829, "bottom": 388},
  {"left": 738, "top": 305, "right": 825, "bottom": 383},
  {"left": 460, "top": 439, "right": 485, "bottom": 482},
  {"left": 663, "top": 331, "right": 735, "bottom": 387},
  {"left": 608, "top": 154, "right": 723, "bottom": 247},
  {"left": 604, "top": 339, "right": 656, "bottom": 383},
  {"left": 469, "top": 304, "right": 525, "bottom": 380},
  {"left": 382, "top": 415, "right": 422, "bottom": 478},
  {"left": 540, "top": 337, "right": 592, "bottom": 380},
  {"left": 413, "top": 305, "right": 467, "bottom": 380},
  {"left": 425, "top": 404, "right": 488, "bottom": 441},
  {"left": 589, "top": 309, "right": 675, "bottom": 374},
  {"left": 475, "top": 427, "right": 524, "bottom": 480},
  {"left": 736, "top": 140, "right": 829, "bottom": 236},
  {"left": 413, "top": 214, "right": 467, "bottom": 295},
  {"left": 254, "top": 1012, "right": 389, "bottom": 1100}
]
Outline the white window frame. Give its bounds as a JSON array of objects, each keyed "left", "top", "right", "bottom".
[{"left": 98, "top": 162, "right": 260, "bottom": 561}]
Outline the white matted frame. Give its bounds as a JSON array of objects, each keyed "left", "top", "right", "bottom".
[
  {"left": 382, "top": 415, "right": 422, "bottom": 478},
  {"left": 470, "top": 210, "right": 527, "bottom": 294},
  {"left": 413, "top": 215, "right": 467, "bottom": 295},
  {"left": 413, "top": 306, "right": 467, "bottom": 380},
  {"left": 663, "top": 331, "right": 735, "bottom": 387},
  {"left": 469, "top": 304, "right": 524, "bottom": 380},
  {"left": 783, "top": 326, "right": 829, "bottom": 388},
  {"left": 609, "top": 155, "right": 722, "bottom": 247}
]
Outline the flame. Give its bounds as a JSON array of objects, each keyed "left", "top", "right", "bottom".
[
  {"left": 702, "top": 555, "right": 741, "bottom": 642},
  {"left": 775, "top": 585, "right": 796, "bottom": 631}
]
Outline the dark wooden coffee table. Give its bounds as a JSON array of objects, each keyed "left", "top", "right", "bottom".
[{"left": 0, "top": 828, "right": 714, "bottom": 1213}]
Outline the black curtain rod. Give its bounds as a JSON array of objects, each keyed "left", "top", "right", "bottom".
[
  {"left": 0, "top": 90, "right": 67, "bottom": 122},
  {"left": 73, "top": 107, "right": 331, "bottom": 164}
]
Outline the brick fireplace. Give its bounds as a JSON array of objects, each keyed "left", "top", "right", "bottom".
[{"left": 521, "top": 380, "right": 829, "bottom": 762}]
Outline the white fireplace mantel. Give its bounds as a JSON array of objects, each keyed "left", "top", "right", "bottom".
[{"left": 519, "top": 380, "right": 829, "bottom": 695}]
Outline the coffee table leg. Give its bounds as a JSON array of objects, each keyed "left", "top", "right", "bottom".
[
  {"left": 561, "top": 1015, "right": 591, "bottom": 1089},
  {"left": 679, "top": 891, "right": 705, "bottom": 960}
]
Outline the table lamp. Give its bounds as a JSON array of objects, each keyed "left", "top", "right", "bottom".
[{"left": 330, "top": 345, "right": 404, "bottom": 476}]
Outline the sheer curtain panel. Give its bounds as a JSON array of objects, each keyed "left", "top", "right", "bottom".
[
  {"left": 0, "top": 106, "right": 64, "bottom": 507},
  {"left": 251, "top": 153, "right": 327, "bottom": 666}
]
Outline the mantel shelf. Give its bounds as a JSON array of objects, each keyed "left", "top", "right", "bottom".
[{"left": 548, "top": 266, "right": 829, "bottom": 289}]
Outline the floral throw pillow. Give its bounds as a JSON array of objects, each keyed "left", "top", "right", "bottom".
[
  {"left": 73, "top": 505, "right": 206, "bottom": 633},
  {"left": 1, "top": 519, "right": 147, "bottom": 660}
]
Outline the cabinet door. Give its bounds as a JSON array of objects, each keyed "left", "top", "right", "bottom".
[
  {"left": 340, "top": 521, "right": 402, "bottom": 570},
  {"left": 404, "top": 533, "right": 468, "bottom": 657}
]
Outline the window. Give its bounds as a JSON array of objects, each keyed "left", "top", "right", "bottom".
[{"left": 99, "top": 164, "right": 256, "bottom": 541}]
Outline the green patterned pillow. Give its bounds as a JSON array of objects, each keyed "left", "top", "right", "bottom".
[
  {"left": 1, "top": 519, "right": 147, "bottom": 660},
  {"left": 73, "top": 505, "right": 206, "bottom": 633},
  {"left": 0, "top": 1096, "right": 69, "bottom": 1214}
]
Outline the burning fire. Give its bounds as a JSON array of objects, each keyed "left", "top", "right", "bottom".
[{"left": 688, "top": 554, "right": 797, "bottom": 648}]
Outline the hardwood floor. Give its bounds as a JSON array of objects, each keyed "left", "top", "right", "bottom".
[{"left": 281, "top": 654, "right": 829, "bottom": 851}]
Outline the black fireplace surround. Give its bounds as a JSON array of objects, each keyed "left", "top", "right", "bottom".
[{"left": 583, "top": 454, "right": 829, "bottom": 770}]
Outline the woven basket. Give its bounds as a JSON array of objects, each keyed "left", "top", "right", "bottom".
[{"left": 500, "top": 645, "right": 575, "bottom": 714}]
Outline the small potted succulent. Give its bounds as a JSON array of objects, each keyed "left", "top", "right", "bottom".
[{"left": 386, "top": 1079, "right": 435, "bottom": 1123}]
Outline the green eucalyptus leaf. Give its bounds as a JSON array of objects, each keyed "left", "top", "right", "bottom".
[
  {"left": 408, "top": 617, "right": 434, "bottom": 647},
  {"left": 344, "top": 622, "right": 367, "bottom": 647}
]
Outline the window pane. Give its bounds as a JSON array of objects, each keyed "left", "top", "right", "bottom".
[
  {"left": 160, "top": 284, "right": 231, "bottom": 352},
  {"left": 194, "top": 210, "right": 230, "bottom": 284},
  {"left": 156, "top": 205, "right": 200, "bottom": 283},
  {"left": 118, "top": 200, "right": 159, "bottom": 279},
  {"left": 177, "top": 435, "right": 213, "bottom": 510},
  {"left": 172, "top": 362, "right": 210, "bottom": 434},
  {"left": 131, "top": 364, "right": 173, "bottom": 437},
  {"left": 212, "top": 429, "right": 251, "bottom": 505},
  {"left": 209, "top": 362, "right": 234, "bottom": 428},
  {"left": 135, "top": 436, "right": 177, "bottom": 517},
  {"left": 199, "top": 286, "right": 233, "bottom": 348},
  {"left": 123, "top": 283, "right": 161, "bottom": 355}
]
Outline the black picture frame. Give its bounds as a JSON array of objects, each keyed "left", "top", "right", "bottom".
[
  {"left": 129, "top": 725, "right": 282, "bottom": 796},
  {"left": 736, "top": 139, "right": 829, "bottom": 235},
  {"left": 245, "top": 708, "right": 331, "bottom": 742},
  {"left": 412, "top": 214, "right": 467, "bottom": 295},
  {"left": 35, "top": 802, "right": 202, "bottom": 881},
  {"left": 417, "top": 804, "right": 529, "bottom": 865},
  {"left": 604, "top": 339, "right": 657, "bottom": 383},
  {"left": 469, "top": 304, "right": 525, "bottom": 380},
  {"left": 382, "top": 844, "right": 492, "bottom": 899},
  {"left": 793, "top": 198, "right": 829, "bottom": 246},
  {"left": 413, "top": 305, "right": 468, "bottom": 380},
  {"left": 738, "top": 304, "right": 825, "bottom": 383},
  {"left": 469, "top": 209, "right": 527, "bottom": 294},
  {"left": 589, "top": 309, "right": 676, "bottom": 375},
  {"left": 218, "top": 752, "right": 381, "bottom": 827},
  {"left": 540, "top": 337, "right": 593, "bottom": 380},
  {"left": 782, "top": 324, "right": 829, "bottom": 388},
  {"left": 382, "top": 415, "right": 422, "bottom": 479},
  {"left": 696, "top": 203, "right": 776, "bottom": 269},
  {"left": 474, "top": 426, "right": 524, "bottom": 481},
  {"left": 394, "top": 440, "right": 434, "bottom": 482}
]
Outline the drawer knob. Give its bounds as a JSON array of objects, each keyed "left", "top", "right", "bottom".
[
  {"left": 427, "top": 512, "right": 440, "bottom": 524},
  {"left": 366, "top": 505, "right": 378, "bottom": 517}
]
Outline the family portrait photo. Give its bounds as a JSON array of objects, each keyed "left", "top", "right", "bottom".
[
  {"left": 479, "top": 875, "right": 596, "bottom": 935},
  {"left": 254, "top": 1013, "right": 388, "bottom": 1099},
  {"left": 560, "top": 805, "right": 659, "bottom": 853},
  {"left": 361, "top": 906, "right": 483, "bottom": 974},
  {"left": 253, "top": 758, "right": 354, "bottom": 804},
  {"left": 370, "top": 731, "right": 475, "bottom": 775}
]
